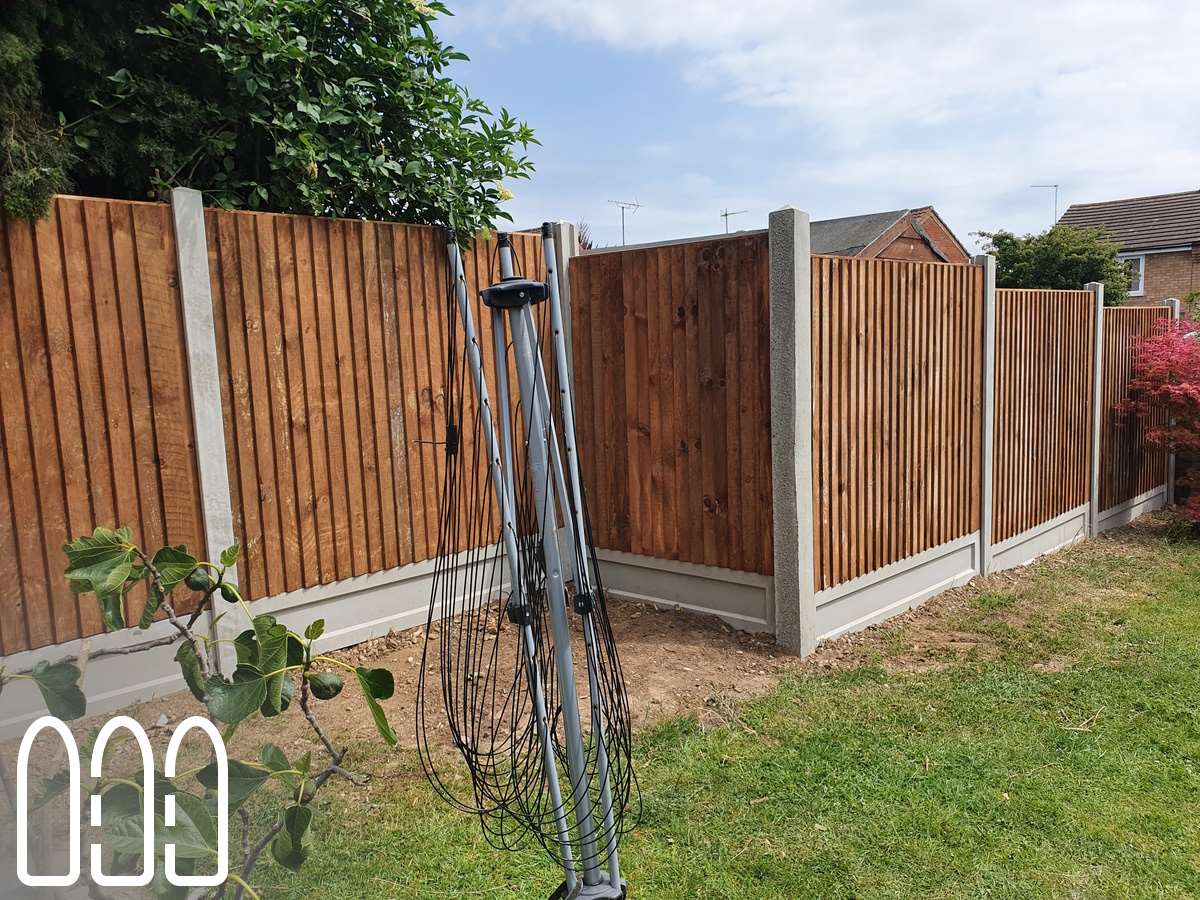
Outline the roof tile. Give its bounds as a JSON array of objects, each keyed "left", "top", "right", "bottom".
[{"left": 1058, "top": 190, "right": 1200, "bottom": 251}]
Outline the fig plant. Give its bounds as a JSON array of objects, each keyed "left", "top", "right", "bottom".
[{"left": 0, "top": 526, "right": 396, "bottom": 898}]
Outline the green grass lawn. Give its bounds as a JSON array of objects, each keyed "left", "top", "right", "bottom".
[{"left": 256, "top": 521, "right": 1200, "bottom": 899}]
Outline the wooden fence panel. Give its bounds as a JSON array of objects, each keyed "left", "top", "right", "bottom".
[
  {"left": 811, "top": 255, "right": 984, "bottom": 591},
  {"left": 570, "top": 234, "right": 773, "bottom": 575},
  {"left": 205, "top": 209, "right": 542, "bottom": 599},
  {"left": 992, "top": 290, "right": 1094, "bottom": 543},
  {"left": 0, "top": 198, "right": 207, "bottom": 654},
  {"left": 1099, "top": 305, "right": 1170, "bottom": 512}
]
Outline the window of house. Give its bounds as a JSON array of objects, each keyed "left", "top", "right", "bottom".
[{"left": 1119, "top": 254, "right": 1145, "bottom": 296}]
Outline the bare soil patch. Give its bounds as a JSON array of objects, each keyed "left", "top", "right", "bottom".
[{"left": 6, "top": 515, "right": 1172, "bottom": 770}]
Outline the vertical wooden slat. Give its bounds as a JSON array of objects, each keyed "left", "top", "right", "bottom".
[
  {"left": 362, "top": 224, "right": 399, "bottom": 570},
  {"left": 84, "top": 201, "right": 145, "bottom": 624},
  {"left": 34, "top": 208, "right": 95, "bottom": 637},
  {"left": 291, "top": 216, "right": 333, "bottom": 584},
  {"left": 0, "top": 218, "right": 58, "bottom": 648},
  {"left": 210, "top": 211, "right": 261, "bottom": 596},
  {"left": 275, "top": 216, "right": 319, "bottom": 587},
  {"left": 255, "top": 213, "right": 303, "bottom": 592},
  {"left": 670, "top": 246, "right": 689, "bottom": 564}
]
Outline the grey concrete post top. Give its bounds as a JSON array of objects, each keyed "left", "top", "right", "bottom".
[
  {"left": 1085, "top": 281, "right": 1105, "bottom": 300},
  {"left": 972, "top": 253, "right": 997, "bottom": 277},
  {"left": 768, "top": 206, "right": 812, "bottom": 232},
  {"left": 553, "top": 220, "right": 579, "bottom": 256}
]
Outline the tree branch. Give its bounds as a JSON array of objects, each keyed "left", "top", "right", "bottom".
[
  {"left": 10, "top": 632, "right": 183, "bottom": 677},
  {"left": 137, "top": 549, "right": 211, "bottom": 678}
]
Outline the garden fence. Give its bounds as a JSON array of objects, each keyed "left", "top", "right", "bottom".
[
  {"left": 568, "top": 213, "right": 1177, "bottom": 652},
  {"left": 0, "top": 196, "right": 1178, "bottom": 730}
]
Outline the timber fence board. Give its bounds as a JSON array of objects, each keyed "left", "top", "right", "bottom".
[
  {"left": 0, "top": 197, "right": 207, "bottom": 654},
  {"left": 810, "top": 255, "right": 984, "bottom": 591},
  {"left": 571, "top": 235, "right": 774, "bottom": 575},
  {"left": 204, "top": 208, "right": 542, "bottom": 600},
  {"left": 1099, "top": 304, "right": 1170, "bottom": 512},
  {"left": 0, "top": 196, "right": 542, "bottom": 651},
  {"left": 992, "top": 289, "right": 1094, "bottom": 543}
]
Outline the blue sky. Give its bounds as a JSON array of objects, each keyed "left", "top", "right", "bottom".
[{"left": 441, "top": 1, "right": 1200, "bottom": 251}]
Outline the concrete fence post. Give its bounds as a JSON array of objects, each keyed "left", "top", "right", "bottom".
[
  {"left": 768, "top": 208, "right": 816, "bottom": 656},
  {"left": 1087, "top": 282, "right": 1106, "bottom": 536},
  {"left": 170, "top": 187, "right": 242, "bottom": 675},
  {"left": 975, "top": 254, "right": 997, "bottom": 575},
  {"left": 1166, "top": 296, "right": 1181, "bottom": 507}
]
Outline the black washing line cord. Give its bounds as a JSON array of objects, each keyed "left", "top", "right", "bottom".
[{"left": 414, "top": 228, "right": 640, "bottom": 872}]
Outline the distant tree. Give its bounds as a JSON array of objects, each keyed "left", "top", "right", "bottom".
[
  {"left": 1, "top": 0, "right": 535, "bottom": 236},
  {"left": 975, "top": 224, "right": 1131, "bottom": 304}
]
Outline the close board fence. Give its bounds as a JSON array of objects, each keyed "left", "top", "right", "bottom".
[
  {"left": 1098, "top": 305, "right": 1170, "bottom": 515},
  {"left": 567, "top": 215, "right": 1176, "bottom": 653},
  {"left": 204, "top": 208, "right": 542, "bottom": 601},
  {"left": 0, "top": 198, "right": 1180, "bottom": 728},
  {"left": 569, "top": 234, "right": 773, "bottom": 575},
  {"left": 810, "top": 255, "right": 984, "bottom": 592},
  {"left": 991, "top": 289, "right": 1094, "bottom": 545},
  {"left": 0, "top": 193, "right": 542, "bottom": 672},
  {"left": 0, "top": 196, "right": 208, "bottom": 656}
]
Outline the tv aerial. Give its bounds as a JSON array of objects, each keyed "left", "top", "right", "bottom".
[
  {"left": 607, "top": 199, "right": 640, "bottom": 246},
  {"left": 720, "top": 208, "right": 749, "bottom": 233}
]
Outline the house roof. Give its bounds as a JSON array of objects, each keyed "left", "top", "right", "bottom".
[
  {"left": 579, "top": 205, "right": 966, "bottom": 259},
  {"left": 1058, "top": 189, "right": 1200, "bottom": 252},
  {"left": 810, "top": 209, "right": 908, "bottom": 255}
]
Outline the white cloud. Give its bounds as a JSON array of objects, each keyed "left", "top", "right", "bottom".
[{"left": 463, "top": 0, "right": 1200, "bottom": 241}]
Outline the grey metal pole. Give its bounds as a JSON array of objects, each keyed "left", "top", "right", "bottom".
[
  {"left": 447, "top": 239, "right": 577, "bottom": 890},
  {"left": 491, "top": 310, "right": 518, "bottom": 521},
  {"left": 542, "top": 226, "right": 593, "bottom": 587},
  {"left": 541, "top": 225, "right": 622, "bottom": 887},
  {"left": 506, "top": 294, "right": 604, "bottom": 885},
  {"left": 1087, "top": 282, "right": 1106, "bottom": 536},
  {"left": 499, "top": 238, "right": 579, "bottom": 584}
]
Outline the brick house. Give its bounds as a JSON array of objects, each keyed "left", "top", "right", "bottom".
[
  {"left": 810, "top": 206, "right": 970, "bottom": 263},
  {"left": 1058, "top": 189, "right": 1200, "bottom": 303},
  {"left": 593, "top": 205, "right": 971, "bottom": 262}
]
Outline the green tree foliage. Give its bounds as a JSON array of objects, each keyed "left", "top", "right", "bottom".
[
  {"left": 0, "top": 3, "right": 74, "bottom": 219},
  {"left": 1, "top": 0, "right": 535, "bottom": 235},
  {"left": 975, "top": 224, "right": 1131, "bottom": 304}
]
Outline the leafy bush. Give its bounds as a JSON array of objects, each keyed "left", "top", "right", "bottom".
[
  {"left": 975, "top": 224, "right": 1131, "bottom": 303},
  {"left": 1127, "top": 319, "right": 1200, "bottom": 524},
  {"left": 1, "top": 0, "right": 535, "bottom": 235},
  {"left": 0, "top": 527, "right": 395, "bottom": 897}
]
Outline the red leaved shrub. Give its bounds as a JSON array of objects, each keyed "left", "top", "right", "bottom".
[{"left": 1126, "top": 318, "right": 1200, "bottom": 522}]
